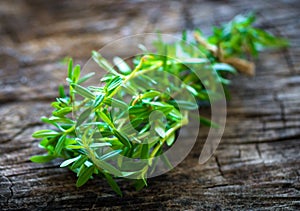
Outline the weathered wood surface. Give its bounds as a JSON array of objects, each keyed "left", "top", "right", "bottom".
[{"left": 0, "top": 0, "right": 300, "bottom": 210}]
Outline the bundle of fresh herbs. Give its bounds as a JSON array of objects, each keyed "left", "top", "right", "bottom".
[{"left": 31, "top": 13, "right": 287, "bottom": 196}]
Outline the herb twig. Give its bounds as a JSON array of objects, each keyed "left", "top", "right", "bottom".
[{"left": 31, "top": 13, "right": 288, "bottom": 196}]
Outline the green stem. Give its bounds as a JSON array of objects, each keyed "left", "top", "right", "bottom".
[
  {"left": 150, "top": 111, "right": 189, "bottom": 158},
  {"left": 108, "top": 57, "right": 163, "bottom": 99},
  {"left": 107, "top": 56, "right": 145, "bottom": 98},
  {"left": 64, "top": 125, "right": 75, "bottom": 134}
]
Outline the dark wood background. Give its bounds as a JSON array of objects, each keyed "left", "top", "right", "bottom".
[{"left": 0, "top": 0, "right": 299, "bottom": 210}]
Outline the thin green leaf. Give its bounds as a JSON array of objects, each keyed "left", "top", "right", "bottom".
[
  {"left": 89, "top": 142, "right": 112, "bottom": 148},
  {"left": 134, "top": 179, "right": 147, "bottom": 191},
  {"left": 52, "top": 107, "right": 73, "bottom": 117},
  {"left": 170, "top": 100, "right": 198, "bottom": 110},
  {"left": 72, "top": 65, "right": 81, "bottom": 83},
  {"left": 148, "top": 102, "right": 174, "bottom": 114},
  {"left": 41, "top": 117, "right": 65, "bottom": 131},
  {"left": 76, "top": 108, "right": 92, "bottom": 127},
  {"left": 103, "top": 172, "right": 122, "bottom": 196},
  {"left": 141, "top": 144, "right": 149, "bottom": 159},
  {"left": 94, "top": 94, "right": 105, "bottom": 108},
  {"left": 148, "top": 101, "right": 173, "bottom": 109},
  {"left": 57, "top": 97, "right": 69, "bottom": 106},
  {"left": 32, "top": 130, "right": 60, "bottom": 138},
  {"left": 78, "top": 72, "right": 96, "bottom": 84},
  {"left": 98, "top": 111, "right": 114, "bottom": 128},
  {"left": 140, "top": 90, "right": 161, "bottom": 99},
  {"left": 92, "top": 51, "right": 121, "bottom": 76},
  {"left": 166, "top": 132, "right": 175, "bottom": 146},
  {"left": 155, "top": 125, "right": 165, "bottom": 138},
  {"left": 76, "top": 165, "right": 95, "bottom": 187},
  {"left": 199, "top": 116, "right": 220, "bottom": 128},
  {"left": 113, "top": 129, "right": 132, "bottom": 148},
  {"left": 71, "top": 83, "right": 95, "bottom": 99},
  {"left": 68, "top": 58, "right": 73, "bottom": 79},
  {"left": 55, "top": 134, "right": 66, "bottom": 155},
  {"left": 185, "top": 85, "right": 198, "bottom": 96},
  {"left": 58, "top": 85, "right": 66, "bottom": 98},
  {"left": 71, "top": 155, "right": 88, "bottom": 170},
  {"left": 93, "top": 159, "right": 122, "bottom": 177},
  {"left": 213, "top": 63, "right": 236, "bottom": 74},
  {"left": 107, "top": 76, "right": 122, "bottom": 92},
  {"left": 104, "top": 98, "right": 128, "bottom": 110},
  {"left": 113, "top": 56, "right": 131, "bottom": 75},
  {"left": 99, "top": 149, "right": 122, "bottom": 161},
  {"left": 181, "top": 58, "right": 208, "bottom": 64},
  {"left": 30, "top": 155, "right": 55, "bottom": 163},
  {"left": 60, "top": 155, "right": 81, "bottom": 167},
  {"left": 129, "top": 105, "right": 150, "bottom": 115},
  {"left": 66, "top": 144, "right": 84, "bottom": 149}
]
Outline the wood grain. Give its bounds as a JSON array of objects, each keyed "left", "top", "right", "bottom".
[{"left": 0, "top": 0, "right": 299, "bottom": 210}]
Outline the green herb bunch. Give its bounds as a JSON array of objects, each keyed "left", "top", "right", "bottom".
[{"left": 31, "top": 13, "right": 287, "bottom": 196}]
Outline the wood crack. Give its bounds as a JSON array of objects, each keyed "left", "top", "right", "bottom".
[
  {"left": 0, "top": 176, "right": 14, "bottom": 206},
  {"left": 6, "top": 177, "right": 13, "bottom": 205},
  {"left": 215, "top": 156, "right": 224, "bottom": 178},
  {"left": 273, "top": 92, "right": 286, "bottom": 127},
  {"left": 255, "top": 144, "right": 262, "bottom": 159},
  {"left": 0, "top": 122, "right": 43, "bottom": 144},
  {"left": 182, "top": 0, "right": 194, "bottom": 30}
]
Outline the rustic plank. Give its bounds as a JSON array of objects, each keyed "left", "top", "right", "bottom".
[{"left": 0, "top": 0, "right": 300, "bottom": 210}]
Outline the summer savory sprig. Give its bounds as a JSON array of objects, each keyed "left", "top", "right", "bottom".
[{"left": 31, "top": 13, "right": 287, "bottom": 196}]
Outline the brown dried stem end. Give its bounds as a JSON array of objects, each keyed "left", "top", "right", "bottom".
[{"left": 194, "top": 32, "right": 255, "bottom": 76}]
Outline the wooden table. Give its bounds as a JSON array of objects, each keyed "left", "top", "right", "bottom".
[{"left": 0, "top": 0, "right": 299, "bottom": 210}]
